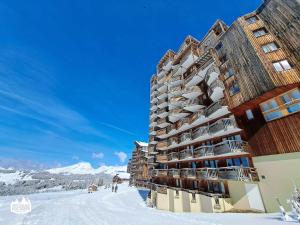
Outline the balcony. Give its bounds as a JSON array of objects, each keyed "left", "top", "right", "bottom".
[
  {"left": 193, "top": 140, "right": 248, "bottom": 159},
  {"left": 157, "top": 108, "right": 168, "bottom": 118},
  {"left": 168, "top": 108, "right": 189, "bottom": 123},
  {"left": 213, "top": 140, "right": 248, "bottom": 155},
  {"left": 205, "top": 101, "right": 224, "bottom": 117},
  {"left": 179, "top": 148, "right": 193, "bottom": 159},
  {"left": 197, "top": 168, "right": 219, "bottom": 180},
  {"left": 183, "top": 98, "right": 204, "bottom": 113},
  {"left": 169, "top": 97, "right": 185, "bottom": 110},
  {"left": 205, "top": 65, "right": 220, "bottom": 86},
  {"left": 190, "top": 110, "right": 206, "bottom": 124},
  {"left": 181, "top": 168, "right": 197, "bottom": 179},
  {"left": 194, "top": 145, "right": 214, "bottom": 158},
  {"left": 151, "top": 90, "right": 158, "bottom": 97},
  {"left": 151, "top": 83, "right": 158, "bottom": 91},
  {"left": 157, "top": 82, "right": 168, "bottom": 93},
  {"left": 150, "top": 112, "right": 157, "bottom": 119},
  {"left": 209, "top": 117, "right": 236, "bottom": 135},
  {"left": 157, "top": 99, "right": 168, "bottom": 109},
  {"left": 185, "top": 62, "right": 214, "bottom": 87},
  {"left": 180, "top": 52, "right": 198, "bottom": 69},
  {"left": 177, "top": 117, "right": 190, "bottom": 131},
  {"left": 166, "top": 124, "right": 177, "bottom": 135},
  {"left": 172, "top": 64, "right": 187, "bottom": 77},
  {"left": 150, "top": 104, "right": 158, "bottom": 111},
  {"left": 150, "top": 118, "right": 157, "bottom": 127},
  {"left": 167, "top": 152, "right": 179, "bottom": 161},
  {"left": 168, "top": 169, "right": 180, "bottom": 178},
  {"left": 157, "top": 140, "right": 168, "bottom": 150},
  {"left": 152, "top": 169, "right": 168, "bottom": 177},
  {"left": 149, "top": 127, "right": 156, "bottom": 135},
  {"left": 157, "top": 91, "right": 168, "bottom": 100},
  {"left": 156, "top": 128, "right": 168, "bottom": 138},
  {"left": 162, "top": 59, "right": 173, "bottom": 72},
  {"left": 168, "top": 137, "right": 178, "bottom": 147},
  {"left": 149, "top": 136, "right": 158, "bottom": 145},
  {"left": 168, "top": 86, "right": 183, "bottom": 97},
  {"left": 208, "top": 79, "right": 225, "bottom": 102},
  {"left": 218, "top": 167, "right": 259, "bottom": 182},
  {"left": 157, "top": 117, "right": 170, "bottom": 128},
  {"left": 182, "top": 86, "right": 202, "bottom": 99},
  {"left": 157, "top": 68, "right": 166, "bottom": 78},
  {"left": 192, "top": 126, "right": 209, "bottom": 140},
  {"left": 169, "top": 75, "right": 183, "bottom": 87},
  {"left": 179, "top": 132, "right": 192, "bottom": 144},
  {"left": 150, "top": 96, "right": 158, "bottom": 104}
]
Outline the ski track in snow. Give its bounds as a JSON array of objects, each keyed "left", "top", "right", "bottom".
[{"left": 0, "top": 183, "right": 297, "bottom": 225}]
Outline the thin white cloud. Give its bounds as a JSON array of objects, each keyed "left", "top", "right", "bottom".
[
  {"left": 92, "top": 152, "right": 104, "bottom": 159},
  {"left": 114, "top": 151, "right": 127, "bottom": 163},
  {"left": 98, "top": 122, "right": 136, "bottom": 136}
]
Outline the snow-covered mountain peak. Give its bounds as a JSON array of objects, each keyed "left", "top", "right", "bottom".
[{"left": 47, "top": 162, "right": 129, "bottom": 178}]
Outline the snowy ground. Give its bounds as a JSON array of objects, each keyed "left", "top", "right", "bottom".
[{"left": 0, "top": 183, "right": 297, "bottom": 225}]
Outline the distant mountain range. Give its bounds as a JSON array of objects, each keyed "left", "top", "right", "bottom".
[
  {"left": 0, "top": 162, "right": 129, "bottom": 196},
  {"left": 47, "top": 162, "right": 129, "bottom": 179}
]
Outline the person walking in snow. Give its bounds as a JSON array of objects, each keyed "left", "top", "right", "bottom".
[{"left": 112, "top": 174, "right": 120, "bottom": 193}]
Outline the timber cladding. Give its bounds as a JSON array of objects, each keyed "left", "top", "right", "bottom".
[
  {"left": 236, "top": 108, "right": 300, "bottom": 156},
  {"left": 218, "top": 21, "right": 275, "bottom": 109},
  {"left": 257, "top": 0, "right": 300, "bottom": 65}
]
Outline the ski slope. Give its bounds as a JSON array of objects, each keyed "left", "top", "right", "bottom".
[{"left": 0, "top": 183, "right": 297, "bottom": 225}]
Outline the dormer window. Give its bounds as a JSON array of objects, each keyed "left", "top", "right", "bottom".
[{"left": 246, "top": 15, "right": 259, "bottom": 24}]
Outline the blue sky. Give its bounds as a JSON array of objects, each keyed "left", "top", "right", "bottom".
[{"left": 0, "top": 0, "right": 261, "bottom": 169}]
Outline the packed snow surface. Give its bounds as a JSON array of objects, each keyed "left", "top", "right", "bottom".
[
  {"left": 0, "top": 183, "right": 297, "bottom": 225},
  {"left": 47, "top": 162, "right": 129, "bottom": 178}
]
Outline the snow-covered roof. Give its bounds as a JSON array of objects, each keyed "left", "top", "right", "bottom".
[{"left": 135, "top": 141, "right": 148, "bottom": 147}]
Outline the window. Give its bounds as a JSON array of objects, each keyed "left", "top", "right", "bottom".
[
  {"left": 260, "top": 88, "right": 300, "bottom": 121},
  {"left": 225, "top": 68, "right": 235, "bottom": 79},
  {"left": 262, "top": 42, "right": 279, "bottom": 53},
  {"left": 219, "top": 54, "right": 227, "bottom": 64},
  {"left": 246, "top": 109, "right": 254, "bottom": 120},
  {"left": 229, "top": 81, "right": 240, "bottom": 96},
  {"left": 215, "top": 42, "right": 223, "bottom": 51},
  {"left": 273, "top": 60, "right": 292, "bottom": 72},
  {"left": 253, "top": 28, "right": 268, "bottom": 37},
  {"left": 246, "top": 15, "right": 259, "bottom": 24}
]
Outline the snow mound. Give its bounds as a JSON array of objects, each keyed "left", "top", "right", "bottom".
[{"left": 47, "top": 162, "right": 129, "bottom": 178}]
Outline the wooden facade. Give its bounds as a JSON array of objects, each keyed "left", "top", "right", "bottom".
[{"left": 214, "top": 0, "right": 300, "bottom": 156}]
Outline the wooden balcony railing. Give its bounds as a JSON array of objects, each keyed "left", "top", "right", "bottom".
[
  {"left": 179, "top": 148, "right": 194, "bottom": 160},
  {"left": 156, "top": 128, "right": 167, "bottom": 136},
  {"left": 168, "top": 169, "right": 180, "bottom": 178},
  {"left": 157, "top": 141, "right": 168, "bottom": 149},
  {"left": 167, "top": 152, "right": 179, "bottom": 161},
  {"left": 156, "top": 155, "right": 168, "bottom": 162},
  {"left": 152, "top": 169, "right": 168, "bottom": 177}
]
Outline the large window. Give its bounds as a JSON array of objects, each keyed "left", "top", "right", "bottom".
[
  {"left": 253, "top": 28, "right": 268, "bottom": 37},
  {"left": 262, "top": 42, "right": 279, "bottom": 53},
  {"left": 246, "top": 15, "right": 259, "bottom": 24},
  {"left": 260, "top": 88, "right": 300, "bottom": 121},
  {"left": 229, "top": 81, "right": 240, "bottom": 96},
  {"left": 273, "top": 60, "right": 292, "bottom": 72},
  {"left": 225, "top": 68, "right": 235, "bottom": 79}
]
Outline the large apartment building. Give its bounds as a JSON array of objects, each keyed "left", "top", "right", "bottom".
[
  {"left": 128, "top": 141, "right": 149, "bottom": 187},
  {"left": 147, "top": 0, "right": 300, "bottom": 213}
]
